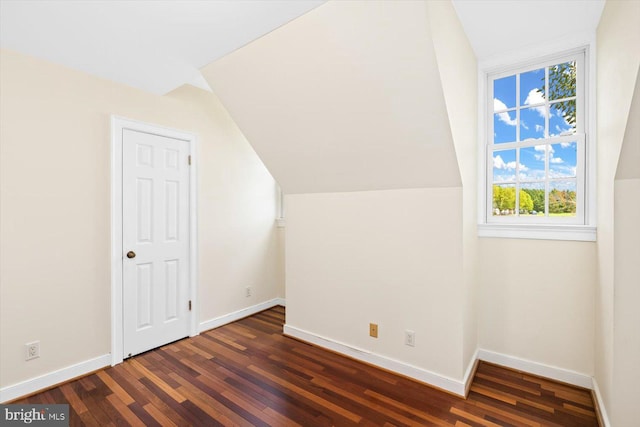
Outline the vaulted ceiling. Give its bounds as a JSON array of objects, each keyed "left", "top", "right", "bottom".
[
  {"left": 0, "top": 0, "right": 607, "bottom": 193},
  {"left": 201, "top": 1, "right": 461, "bottom": 193},
  {"left": 451, "top": 0, "right": 605, "bottom": 59},
  {"left": 0, "top": 0, "right": 324, "bottom": 94},
  {"left": 0, "top": 0, "right": 605, "bottom": 95}
]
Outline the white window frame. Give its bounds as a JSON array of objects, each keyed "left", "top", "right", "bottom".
[
  {"left": 276, "top": 186, "right": 286, "bottom": 228},
  {"left": 477, "top": 42, "right": 596, "bottom": 241}
]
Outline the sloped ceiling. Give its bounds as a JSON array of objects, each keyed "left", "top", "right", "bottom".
[
  {"left": 202, "top": 0, "right": 461, "bottom": 194},
  {"left": 452, "top": 0, "right": 605, "bottom": 60},
  {"left": 0, "top": 0, "right": 324, "bottom": 95},
  {"left": 616, "top": 70, "right": 640, "bottom": 180}
]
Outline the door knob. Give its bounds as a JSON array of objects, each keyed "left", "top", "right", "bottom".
[{"left": 126, "top": 251, "right": 136, "bottom": 259}]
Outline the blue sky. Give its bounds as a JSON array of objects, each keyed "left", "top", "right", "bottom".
[
  {"left": 492, "top": 63, "right": 575, "bottom": 144},
  {"left": 491, "top": 64, "right": 578, "bottom": 214},
  {"left": 491, "top": 63, "right": 577, "bottom": 186},
  {"left": 493, "top": 142, "right": 577, "bottom": 183}
]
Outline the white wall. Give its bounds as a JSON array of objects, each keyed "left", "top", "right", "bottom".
[
  {"left": 203, "top": 0, "right": 600, "bottom": 392},
  {"left": 202, "top": 0, "right": 477, "bottom": 390},
  {"left": 478, "top": 238, "right": 596, "bottom": 375},
  {"left": 175, "top": 86, "right": 284, "bottom": 320},
  {"left": 612, "top": 178, "right": 640, "bottom": 424},
  {"left": 5, "top": 0, "right": 638, "bottom": 413},
  {"left": 0, "top": 49, "right": 283, "bottom": 390},
  {"left": 199, "top": 0, "right": 474, "bottom": 391},
  {"left": 427, "top": 0, "right": 478, "bottom": 369},
  {"left": 201, "top": 0, "right": 461, "bottom": 194},
  {"left": 610, "top": 56, "right": 640, "bottom": 426},
  {"left": 472, "top": 28, "right": 601, "bottom": 383},
  {"left": 595, "top": 1, "right": 640, "bottom": 423},
  {"left": 285, "top": 188, "right": 465, "bottom": 381}
]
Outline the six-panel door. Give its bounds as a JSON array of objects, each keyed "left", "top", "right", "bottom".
[{"left": 122, "top": 129, "right": 190, "bottom": 358}]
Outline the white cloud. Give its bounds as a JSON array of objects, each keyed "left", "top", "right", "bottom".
[
  {"left": 552, "top": 124, "right": 574, "bottom": 137},
  {"left": 534, "top": 145, "right": 554, "bottom": 153},
  {"left": 534, "top": 144, "right": 554, "bottom": 161},
  {"left": 510, "top": 161, "right": 528, "bottom": 171},
  {"left": 534, "top": 145, "right": 568, "bottom": 164},
  {"left": 493, "top": 154, "right": 506, "bottom": 169},
  {"left": 535, "top": 124, "right": 544, "bottom": 133},
  {"left": 523, "top": 89, "right": 549, "bottom": 118},
  {"left": 494, "top": 98, "right": 509, "bottom": 111},
  {"left": 524, "top": 88, "right": 545, "bottom": 105},
  {"left": 494, "top": 98, "right": 517, "bottom": 126},
  {"left": 519, "top": 170, "right": 546, "bottom": 181},
  {"left": 493, "top": 154, "right": 528, "bottom": 171},
  {"left": 494, "top": 175, "right": 515, "bottom": 183},
  {"left": 549, "top": 164, "right": 577, "bottom": 179},
  {"left": 560, "top": 141, "right": 573, "bottom": 148}
]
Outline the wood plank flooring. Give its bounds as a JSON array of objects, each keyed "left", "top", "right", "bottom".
[{"left": 15, "top": 306, "right": 599, "bottom": 426}]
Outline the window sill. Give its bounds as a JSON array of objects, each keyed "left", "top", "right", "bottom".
[{"left": 478, "top": 223, "right": 596, "bottom": 241}]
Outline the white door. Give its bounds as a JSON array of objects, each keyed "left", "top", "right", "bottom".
[{"left": 122, "top": 129, "right": 191, "bottom": 358}]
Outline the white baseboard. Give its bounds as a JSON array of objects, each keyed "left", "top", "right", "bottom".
[
  {"left": 199, "top": 298, "right": 285, "bottom": 333},
  {"left": 477, "top": 349, "right": 593, "bottom": 389},
  {"left": 463, "top": 349, "right": 480, "bottom": 397},
  {"left": 1, "top": 299, "right": 287, "bottom": 403},
  {"left": 0, "top": 354, "right": 111, "bottom": 403},
  {"left": 2, "top": 309, "right": 601, "bottom": 417},
  {"left": 591, "top": 377, "right": 611, "bottom": 427},
  {"left": 283, "top": 324, "right": 467, "bottom": 397}
]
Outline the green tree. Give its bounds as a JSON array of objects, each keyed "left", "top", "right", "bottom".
[
  {"left": 494, "top": 186, "right": 535, "bottom": 213},
  {"left": 522, "top": 188, "right": 545, "bottom": 212},
  {"left": 493, "top": 185, "right": 515, "bottom": 211},
  {"left": 519, "top": 189, "right": 533, "bottom": 212},
  {"left": 542, "top": 61, "right": 576, "bottom": 126},
  {"left": 549, "top": 189, "right": 577, "bottom": 214}
]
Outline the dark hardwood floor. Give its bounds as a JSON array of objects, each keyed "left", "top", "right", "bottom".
[{"left": 15, "top": 306, "right": 598, "bottom": 426}]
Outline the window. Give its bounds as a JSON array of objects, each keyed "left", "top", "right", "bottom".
[
  {"left": 276, "top": 186, "right": 286, "bottom": 228},
  {"left": 479, "top": 48, "right": 595, "bottom": 241}
]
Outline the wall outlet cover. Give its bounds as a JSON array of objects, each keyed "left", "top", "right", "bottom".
[
  {"left": 369, "top": 323, "right": 378, "bottom": 338},
  {"left": 25, "top": 341, "right": 40, "bottom": 361}
]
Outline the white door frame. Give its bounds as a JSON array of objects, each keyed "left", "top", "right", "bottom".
[{"left": 110, "top": 116, "right": 199, "bottom": 366}]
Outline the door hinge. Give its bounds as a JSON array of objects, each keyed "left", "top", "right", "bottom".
[
  {"left": 188, "top": 155, "right": 191, "bottom": 165},
  {"left": 188, "top": 300, "right": 192, "bottom": 311}
]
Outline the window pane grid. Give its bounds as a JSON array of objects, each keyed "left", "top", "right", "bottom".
[
  {"left": 489, "top": 134, "right": 581, "bottom": 151},
  {"left": 515, "top": 73, "right": 520, "bottom": 142},
  {"left": 490, "top": 138, "right": 583, "bottom": 219},
  {"left": 489, "top": 54, "right": 582, "bottom": 222},
  {"left": 544, "top": 66, "right": 549, "bottom": 139},
  {"left": 492, "top": 60, "right": 578, "bottom": 145},
  {"left": 483, "top": 49, "right": 589, "bottom": 232}
]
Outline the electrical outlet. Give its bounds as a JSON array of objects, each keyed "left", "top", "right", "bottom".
[
  {"left": 245, "top": 286, "right": 252, "bottom": 297},
  {"left": 25, "top": 341, "right": 40, "bottom": 361},
  {"left": 369, "top": 323, "right": 378, "bottom": 338},
  {"left": 405, "top": 330, "right": 416, "bottom": 347}
]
